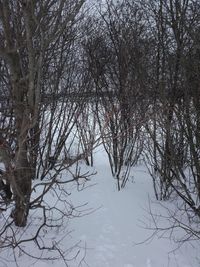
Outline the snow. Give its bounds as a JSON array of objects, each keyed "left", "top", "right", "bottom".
[
  {"left": 1, "top": 147, "right": 199, "bottom": 267},
  {"left": 69, "top": 148, "right": 199, "bottom": 267}
]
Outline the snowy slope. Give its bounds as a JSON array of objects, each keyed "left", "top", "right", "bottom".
[
  {"left": 1, "top": 147, "right": 199, "bottom": 267},
  {"left": 69, "top": 148, "right": 199, "bottom": 267}
]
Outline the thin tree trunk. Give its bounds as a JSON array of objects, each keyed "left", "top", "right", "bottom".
[{"left": 10, "top": 71, "right": 32, "bottom": 226}]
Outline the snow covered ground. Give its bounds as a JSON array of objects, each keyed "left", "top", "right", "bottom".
[
  {"left": 69, "top": 148, "right": 199, "bottom": 267},
  {"left": 1, "top": 147, "right": 199, "bottom": 267}
]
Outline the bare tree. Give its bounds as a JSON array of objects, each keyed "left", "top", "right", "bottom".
[
  {"left": 0, "top": 1, "right": 105, "bottom": 264},
  {"left": 83, "top": 0, "right": 148, "bottom": 189},
  {"left": 0, "top": 0, "right": 86, "bottom": 227},
  {"left": 144, "top": 0, "right": 200, "bottom": 242}
]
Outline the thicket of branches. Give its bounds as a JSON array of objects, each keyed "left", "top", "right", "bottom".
[
  {"left": 0, "top": 0, "right": 200, "bottom": 264},
  {"left": 82, "top": 0, "right": 200, "bottom": 244},
  {"left": 0, "top": 0, "right": 95, "bottom": 264}
]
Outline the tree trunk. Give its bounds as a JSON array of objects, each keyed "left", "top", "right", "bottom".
[
  {"left": 10, "top": 71, "right": 32, "bottom": 226},
  {"left": 12, "top": 140, "right": 32, "bottom": 227}
]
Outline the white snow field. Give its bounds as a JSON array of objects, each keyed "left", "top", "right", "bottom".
[{"left": 1, "top": 147, "right": 199, "bottom": 267}]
